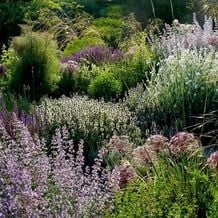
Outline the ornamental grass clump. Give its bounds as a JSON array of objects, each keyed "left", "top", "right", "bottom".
[
  {"left": 7, "top": 30, "right": 60, "bottom": 100},
  {"left": 36, "top": 96, "right": 141, "bottom": 160},
  {"left": 112, "top": 150, "right": 213, "bottom": 218},
  {"left": 0, "top": 114, "right": 113, "bottom": 217}
]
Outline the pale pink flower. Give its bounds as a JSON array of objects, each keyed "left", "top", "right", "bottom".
[
  {"left": 131, "top": 145, "right": 154, "bottom": 166},
  {"left": 207, "top": 151, "right": 218, "bottom": 170},
  {"left": 146, "top": 135, "right": 169, "bottom": 152},
  {"left": 169, "top": 132, "right": 199, "bottom": 154},
  {"left": 111, "top": 163, "right": 137, "bottom": 189},
  {"left": 107, "top": 135, "right": 132, "bottom": 154}
]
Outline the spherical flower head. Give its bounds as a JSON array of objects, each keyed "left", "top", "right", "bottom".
[
  {"left": 111, "top": 163, "right": 137, "bottom": 189},
  {"left": 207, "top": 151, "right": 218, "bottom": 170},
  {"left": 61, "top": 60, "right": 79, "bottom": 74},
  {"left": 169, "top": 132, "right": 199, "bottom": 154},
  {"left": 146, "top": 135, "right": 169, "bottom": 153},
  {"left": 107, "top": 135, "right": 132, "bottom": 154},
  {"left": 207, "top": 35, "right": 218, "bottom": 46},
  {"left": 131, "top": 145, "right": 155, "bottom": 166}
]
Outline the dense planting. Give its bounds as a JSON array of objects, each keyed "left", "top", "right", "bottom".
[
  {"left": 125, "top": 49, "right": 218, "bottom": 135},
  {"left": 0, "top": 1, "right": 218, "bottom": 217},
  {"left": 36, "top": 96, "right": 141, "bottom": 160}
]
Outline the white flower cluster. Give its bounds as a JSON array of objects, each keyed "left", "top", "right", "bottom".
[{"left": 36, "top": 96, "right": 141, "bottom": 150}]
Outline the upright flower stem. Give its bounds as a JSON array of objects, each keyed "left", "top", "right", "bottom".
[
  {"left": 150, "top": 0, "right": 156, "bottom": 19},
  {"left": 170, "top": 0, "right": 175, "bottom": 20}
]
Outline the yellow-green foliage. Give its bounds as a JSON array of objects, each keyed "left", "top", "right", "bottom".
[
  {"left": 86, "top": 17, "right": 124, "bottom": 47},
  {"left": 8, "top": 30, "right": 60, "bottom": 100},
  {"left": 88, "top": 71, "right": 123, "bottom": 101},
  {"left": 63, "top": 36, "right": 105, "bottom": 56}
]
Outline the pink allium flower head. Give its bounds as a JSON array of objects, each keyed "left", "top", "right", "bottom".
[
  {"left": 207, "top": 151, "right": 218, "bottom": 170},
  {"left": 107, "top": 135, "right": 132, "bottom": 154},
  {"left": 131, "top": 145, "right": 154, "bottom": 166},
  {"left": 61, "top": 60, "right": 79, "bottom": 74},
  {"left": 146, "top": 135, "right": 169, "bottom": 152},
  {"left": 169, "top": 132, "right": 199, "bottom": 154},
  {"left": 111, "top": 163, "right": 137, "bottom": 189}
]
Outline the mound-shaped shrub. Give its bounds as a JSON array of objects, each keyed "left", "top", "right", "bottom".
[
  {"left": 88, "top": 72, "right": 122, "bottom": 101},
  {"left": 36, "top": 96, "right": 141, "bottom": 160},
  {"left": 125, "top": 50, "right": 218, "bottom": 135}
]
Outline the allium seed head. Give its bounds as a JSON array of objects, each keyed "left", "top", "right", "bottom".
[
  {"left": 207, "top": 151, "right": 218, "bottom": 170},
  {"left": 169, "top": 132, "right": 199, "bottom": 154}
]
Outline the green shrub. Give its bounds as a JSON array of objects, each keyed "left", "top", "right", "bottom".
[
  {"left": 74, "top": 64, "right": 101, "bottom": 94},
  {"left": 57, "top": 72, "right": 76, "bottom": 97},
  {"left": 125, "top": 50, "right": 218, "bottom": 136},
  {"left": 90, "top": 17, "right": 124, "bottom": 47},
  {"left": 117, "top": 46, "right": 154, "bottom": 92},
  {"left": 88, "top": 72, "right": 122, "bottom": 101},
  {"left": 63, "top": 36, "right": 104, "bottom": 56},
  {"left": 36, "top": 96, "right": 141, "bottom": 160},
  {"left": 106, "top": 5, "right": 124, "bottom": 19},
  {"left": 73, "top": 44, "right": 154, "bottom": 100},
  {"left": 7, "top": 30, "right": 60, "bottom": 101}
]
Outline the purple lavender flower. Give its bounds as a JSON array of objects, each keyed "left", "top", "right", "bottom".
[
  {"left": 0, "top": 101, "right": 41, "bottom": 137},
  {"left": 61, "top": 60, "right": 79, "bottom": 74},
  {"left": 111, "top": 163, "right": 137, "bottom": 189},
  {"left": 0, "top": 116, "right": 113, "bottom": 217},
  {"left": 61, "top": 45, "right": 124, "bottom": 65}
]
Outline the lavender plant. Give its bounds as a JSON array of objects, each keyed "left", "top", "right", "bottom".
[
  {"left": 149, "top": 15, "right": 218, "bottom": 58},
  {"left": 0, "top": 99, "right": 41, "bottom": 137},
  {"left": 0, "top": 114, "right": 50, "bottom": 216},
  {"left": 61, "top": 45, "right": 124, "bottom": 65},
  {"left": 0, "top": 114, "right": 114, "bottom": 217}
]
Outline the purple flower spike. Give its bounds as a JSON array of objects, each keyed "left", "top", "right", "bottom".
[{"left": 61, "top": 45, "right": 124, "bottom": 65}]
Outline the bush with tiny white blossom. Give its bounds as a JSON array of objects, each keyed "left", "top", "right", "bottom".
[{"left": 36, "top": 95, "right": 142, "bottom": 160}]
